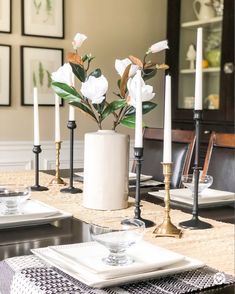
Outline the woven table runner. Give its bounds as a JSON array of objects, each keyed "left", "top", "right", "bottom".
[
  {"left": 0, "top": 255, "right": 234, "bottom": 294},
  {"left": 0, "top": 171, "right": 234, "bottom": 275}
]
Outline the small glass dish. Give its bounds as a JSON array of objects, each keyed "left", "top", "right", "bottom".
[
  {"left": 181, "top": 174, "right": 213, "bottom": 196},
  {"left": 89, "top": 217, "right": 145, "bottom": 266},
  {"left": 0, "top": 184, "right": 31, "bottom": 215}
]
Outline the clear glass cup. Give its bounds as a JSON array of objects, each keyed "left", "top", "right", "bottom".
[
  {"left": 181, "top": 174, "right": 213, "bottom": 196},
  {"left": 0, "top": 184, "right": 31, "bottom": 215},
  {"left": 89, "top": 217, "right": 145, "bottom": 266}
]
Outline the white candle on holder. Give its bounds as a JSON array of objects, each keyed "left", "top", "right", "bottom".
[
  {"left": 194, "top": 27, "right": 203, "bottom": 110},
  {"left": 33, "top": 87, "right": 40, "bottom": 146},
  {"left": 69, "top": 72, "right": 76, "bottom": 121},
  {"left": 134, "top": 70, "right": 143, "bottom": 148},
  {"left": 69, "top": 105, "right": 75, "bottom": 121},
  {"left": 163, "top": 75, "right": 172, "bottom": 163},
  {"left": 55, "top": 94, "right": 61, "bottom": 142}
]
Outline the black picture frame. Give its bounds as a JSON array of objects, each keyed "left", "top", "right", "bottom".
[
  {"left": 0, "top": 0, "right": 12, "bottom": 33},
  {"left": 21, "top": 0, "right": 64, "bottom": 39},
  {"left": 0, "top": 44, "right": 11, "bottom": 106},
  {"left": 21, "top": 45, "right": 64, "bottom": 106}
]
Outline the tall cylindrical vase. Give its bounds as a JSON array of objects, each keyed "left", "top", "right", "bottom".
[{"left": 83, "top": 130, "right": 129, "bottom": 210}]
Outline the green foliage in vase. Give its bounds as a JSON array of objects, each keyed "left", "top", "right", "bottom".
[{"left": 51, "top": 33, "right": 169, "bottom": 130}]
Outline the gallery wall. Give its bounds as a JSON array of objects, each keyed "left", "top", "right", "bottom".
[{"left": 0, "top": 0, "right": 167, "bottom": 143}]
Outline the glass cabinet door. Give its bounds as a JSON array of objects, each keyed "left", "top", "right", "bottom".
[
  {"left": 178, "top": 0, "right": 223, "bottom": 111},
  {"left": 166, "top": 0, "right": 234, "bottom": 132}
]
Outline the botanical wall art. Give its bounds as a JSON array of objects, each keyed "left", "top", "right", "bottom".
[
  {"left": 0, "top": 0, "right": 11, "bottom": 33},
  {"left": 21, "top": 46, "right": 63, "bottom": 106},
  {"left": 22, "top": 0, "right": 64, "bottom": 38},
  {"left": 0, "top": 45, "right": 11, "bottom": 106}
]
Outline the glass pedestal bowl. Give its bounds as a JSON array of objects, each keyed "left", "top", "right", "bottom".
[
  {"left": 181, "top": 174, "right": 213, "bottom": 196},
  {"left": 89, "top": 217, "right": 145, "bottom": 266},
  {"left": 0, "top": 184, "right": 31, "bottom": 215}
]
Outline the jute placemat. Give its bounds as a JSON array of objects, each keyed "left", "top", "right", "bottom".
[{"left": 0, "top": 171, "right": 234, "bottom": 275}]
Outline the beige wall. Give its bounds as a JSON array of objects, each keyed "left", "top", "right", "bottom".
[{"left": 0, "top": 0, "right": 167, "bottom": 142}]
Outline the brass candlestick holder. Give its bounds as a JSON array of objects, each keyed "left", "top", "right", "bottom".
[
  {"left": 153, "top": 162, "right": 182, "bottom": 238},
  {"left": 49, "top": 141, "right": 66, "bottom": 185}
]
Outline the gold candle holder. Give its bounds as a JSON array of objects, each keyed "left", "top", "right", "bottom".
[
  {"left": 153, "top": 162, "right": 182, "bottom": 238},
  {"left": 49, "top": 141, "right": 66, "bottom": 185}
]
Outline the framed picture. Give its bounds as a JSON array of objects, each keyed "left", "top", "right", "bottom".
[
  {"left": 21, "top": 46, "right": 63, "bottom": 106},
  {"left": 0, "top": 45, "right": 11, "bottom": 106},
  {"left": 0, "top": 0, "right": 11, "bottom": 33},
  {"left": 22, "top": 0, "right": 64, "bottom": 39}
]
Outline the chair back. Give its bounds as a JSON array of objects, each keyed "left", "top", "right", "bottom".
[
  {"left": 138, "top": 128, "right": 195, "bottom": 188},
  {"left": 203, "top": 132, "right": 235, "bottom": 192}
]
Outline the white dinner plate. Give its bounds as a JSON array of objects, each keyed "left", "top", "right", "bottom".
[
  {"left": 47, "top": 240, "right": 185, "bottom": 279},
  {"left": 0, "top": 199, "right": 72, "bottom": 229},
  {"left": 148, "top": 188, "right": 235, "bottom": 208},
  {"left": 31, "top": 241, "right": 204, "bottom": 288},
  {"left": 75, "top": 172, "right": 153, "bottom": 183}
]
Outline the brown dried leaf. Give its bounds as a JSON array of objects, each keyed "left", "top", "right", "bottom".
[
  {"left": 144, "top": 62, "right": 157, "bottom": 69},
  {"left": 67, "top": 52, "right": 83, "bottom": 66},
  {"left": 120, "top": 64, "right": 131, "bottom": 97},
  {"left": 156, "top": 63, "right": 169, "bottom": 70},
  {"left": 128, "top": 55, "right": 143, "bottom": 68}
]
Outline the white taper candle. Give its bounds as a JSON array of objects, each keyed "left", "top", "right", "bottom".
[
  {"left": 69, "top": 72, "right": 75, "bottom": 121},
  {"left": 55, "top": 94, "right": 60, "bottom": 142},
  {"left": 163, "top": 75, "right": 172, "bottom": 163},
  {"left": 194, "top": 27, "right": 203, "bottom": 110},
  {"left": 134, "top": 70, "right": 143, "bottom": 148},
  {"left": 33, "top": 87, "right": 40, "bottom": 145}
]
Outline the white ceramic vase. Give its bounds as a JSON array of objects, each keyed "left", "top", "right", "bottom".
[{"left": 83, "top": 130, "right": 129, "bottom": 210}]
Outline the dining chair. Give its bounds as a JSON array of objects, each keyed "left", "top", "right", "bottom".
[
  {"left": 133, "top": 127, "right": 196, "bottom": 188},
  {"left": 202, "top": 132, "right": 235, "bottom": 192}
]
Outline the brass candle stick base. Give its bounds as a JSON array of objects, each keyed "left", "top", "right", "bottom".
[
  {"left": 153, "top": 163, "right": 182, "bottom": 238},
  {"left": 49, "top": 141, "right": 66, "bottom": 186}
]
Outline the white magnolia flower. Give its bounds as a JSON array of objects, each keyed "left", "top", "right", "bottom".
[
  {"left": 127, "top": 73, "right": 155, "bottom": 107},
  {"left": 115, "top": 58, "right": 138, "bottom": 77},
  {"left": 147, "top": 40, "right": 169, "bottom": 54},
  {"left": 81, "top": 75, "right": 108, "bottom": 104},
  {"left": 72, "top": 33, "right": 87, "bottom": 50},
  {"left": 51, "top": 63, "right": 73, "bottom": 85}
]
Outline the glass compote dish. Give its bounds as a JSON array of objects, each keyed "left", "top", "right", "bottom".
[
  {"left": 181, "top": 174, "right": 213, "bottom": 197},
  {"left": 0, "top": 184, "right": 31, "bottom": 215},
  {"left": 89, "top": 217, "right": 145, "bottom": 266}
]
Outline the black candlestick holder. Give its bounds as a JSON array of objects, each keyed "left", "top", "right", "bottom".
[
  {"left": 31, "top": 145, "right": 49, "bottom": 192},
  {"left": 61, "top": 121, "right": 82, "bottom": 194},
  {"left": 133, "top": 147, "right": 155, "bottom": 228},
  {"left": 179, "top": 110, "right": 212, "bottom": 230}
]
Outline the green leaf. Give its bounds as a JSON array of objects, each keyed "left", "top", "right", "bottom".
[
  {"left": 51, "top": 82, "right": 96, "bottom": 120},
  {"left": 101, "top": 99, "right": 127, "bottom": 120},
  {"left": 124, "top": 101, "right": 157, "bottom": 116},
  {"left": 120, "top": 115, "right": 136, "bottom": 128},
  {"left": 117, "top": 79, "right": 121, "bottom": 89},
  {"left": 142, "top": 68, "right": 157, "bottom": 81},
  {"left": 142, "top": 101, "right": 157, "bottom": 114},
  {"left": 70, "top": 62, "right": 86, "bottom": 82},
  {"left": 52, "top": 82, "right": 82, "bottom": 100},
  {"left": 120, "top": 115, "right": 147, "bottom": 129},
  {"left": 89, "top": 68, "right": 102, "bottom": 78},
  {"left": 93, "top": 99, "right": 106, "bottom": 114}
]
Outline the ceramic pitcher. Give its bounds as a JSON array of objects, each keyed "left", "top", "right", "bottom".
[{"left": 193, "top": 0, "right": 216, "bottom": 20}]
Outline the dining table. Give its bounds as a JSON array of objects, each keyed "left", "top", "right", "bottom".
[{"left": 0, "top": 170, "right": 234, "bottom": 294}]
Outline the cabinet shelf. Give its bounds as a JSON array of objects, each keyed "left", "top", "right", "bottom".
[
  {"left": 180, "top": 67, "right": 220, "bottom": 74},
  {"left": 181, "top": 16, "right": 222, "bottom": 29}
]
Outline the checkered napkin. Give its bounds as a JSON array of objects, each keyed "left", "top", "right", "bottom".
[{"left": 0, "top": 255, "right": 234, "bottom": 294}]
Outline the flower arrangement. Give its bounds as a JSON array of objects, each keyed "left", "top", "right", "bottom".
[{"left": 51, "top": 33, "right": 169, "bottom": 130}]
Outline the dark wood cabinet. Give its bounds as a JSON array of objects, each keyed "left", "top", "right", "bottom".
[{"left": 166, "top": 0, "right": 234, "bottom": 133}]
